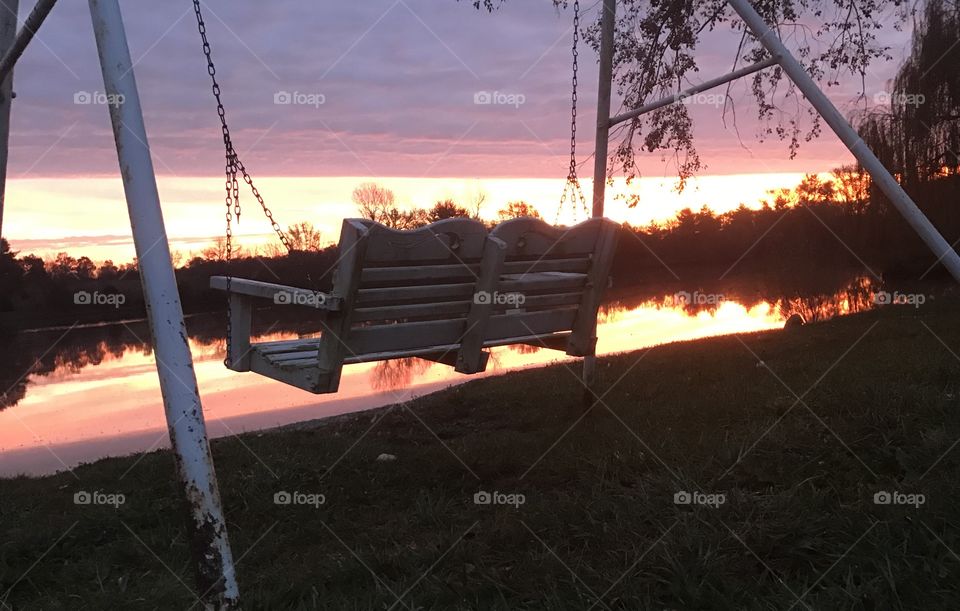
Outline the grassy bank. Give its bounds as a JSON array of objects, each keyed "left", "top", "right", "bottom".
[{"left": 3, "top": 300, "right": 960, "bottom": 609}]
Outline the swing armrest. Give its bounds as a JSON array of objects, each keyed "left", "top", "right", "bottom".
[{"left": 210, "top": 276, "right": 341, "bottom": 310}]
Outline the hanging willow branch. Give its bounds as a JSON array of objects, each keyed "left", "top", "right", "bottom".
[
  {"left": 469, "top": 0, "right": 911, "bottom": 194},
  {"left": 856, "top": 0, "right": 960, "bottom": 188}
]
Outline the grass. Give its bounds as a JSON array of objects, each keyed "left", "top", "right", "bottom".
[{"left": 3, "top": 300, "right": 960, "bottom": 609}]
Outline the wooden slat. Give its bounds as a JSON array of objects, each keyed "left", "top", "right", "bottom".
[
  {"left": 353, "top": 300, "right": 472, "bottom": 322},
  {"left": 486, "top": 308, "right": 578, "bottom": 340},
  {"left": 345, "top": 307, "right": 577, "bottom": 356},
  {"left": 255, "top": 331, "right": 574, "bottom": 369},
  {"left": 501, "top": 291, "right": 583, "bottom": 310},
  {"left": 491, "top": 217, "right": 610, "bottom": 258},
  {"left": 356, "top": 282, "right": 476, "bottom": 306},
  {"left": 301, "top": 291, "right": 584, "bottom": 324},
  {"left": 358, "top": 257, "right": 590, "bottom": 286},
  {"left": 355, "top": 274, "right": 587, "bottom": 307},
  {"left": 361, "top": 262, "right": 478, "bottom": 285},
  {"left": 266, "top": 349, "right": 324, "bottom": 364},
  {"left": 361, "top": 217, "right": 489, "bottom": 264},
  {"left": 256, "top": 337, "right": 319, "bottom": 356},
  {"left": 503, "top": 257, "right": 590, "bottom": 275},
  {"left": 249, "top": 350, "right": 333, "bottom": 394},
  {"left": 500, "top": 272, "right": 587, "bottom": 294},
  {"left": 210, "top": 276, "right": 340, "bottom": 310}
]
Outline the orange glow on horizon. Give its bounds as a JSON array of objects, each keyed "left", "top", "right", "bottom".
[{"left": 4, "top": 172, "right": 812, "bottom": 263}]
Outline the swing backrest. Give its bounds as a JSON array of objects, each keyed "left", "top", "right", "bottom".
[
  {"left": 489, "top": 216, "right": 619, "bottom": 356},
  {"left": 315, "top": 218, "right": 491, "bottom": 385},
  {"left": 316, "top": 216, "right": 620, "bottom": 384}
]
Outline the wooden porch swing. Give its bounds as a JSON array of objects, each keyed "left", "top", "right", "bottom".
[
  {"left": 200, "top": 0, "right": 620, "bottom": 394},
  {"left": 211, "top": 215, "right": 619, "bottom": 394}
]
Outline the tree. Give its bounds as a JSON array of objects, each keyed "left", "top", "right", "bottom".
[
  {"left": 352, "top": 182, "right": 398, "bottom": 225},
  {"left": 795, "top": 174, "right": 835, "bottom": 205},
  {"left": 831, "top": 165, "right": 870, "bottom": 214},
  {"left": 428, "top": 199, "right": 471, "bottom": 222},
  {"left": 20, "top": 254, "right": 46, "bottom": 282},
  {"left": 385, "top": 207, "right": 429, "bottom": 230},
  {"left": 286, "top": 221, "right": 325, "bottom": 252},
  {"left": 497, "top": 201, "right": 542, "bottom": 221},
  {"left": 474, "top": 0, "right": 905, "bottom": 188},
  {"left": 98, "top": 260, "right": 120, "bottom": 281},
  {"left": 202, "top": 237, "right": 242, "bottom": 261},
  {"left": 48, "top": 252, "right": 78, "bottom": 279},
  {"left": 0, "top": 239, "right": 23, "bottom": 306},
  {"left": 857, "top": 0, "right": 960, "bottom": 186},
  {"left": 465, "top": 186, "right": 488, "bottom": 218},
  {"left": 761, "top": 187, "right": 796, "bottom": 211},
  {"left": 75, "top": 256, "right": 97, "bottom": 280}
]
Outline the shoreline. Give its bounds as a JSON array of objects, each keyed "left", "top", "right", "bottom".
[{"left": 3, "top": 301, "right": 960, "bottom": 607}]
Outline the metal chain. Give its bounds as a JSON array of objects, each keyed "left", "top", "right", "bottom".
[
  {"left": 557, "top": 0, "right": 589, "bottom": 224},
  {"left": 193, "top": 0, "right": 293, "bottom": 366}
]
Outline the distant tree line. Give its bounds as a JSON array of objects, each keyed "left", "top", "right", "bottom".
[
  {"left": 2, "top": 164, "right": 957, "bottom": 332},
  {"left": 0, "top": 190, "right": 545, "bottom": 330},
  {"left": 612, "top": 167, "right": 960, "bottom": 283}
]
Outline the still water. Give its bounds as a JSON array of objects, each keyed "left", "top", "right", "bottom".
[{"left": 0, "top": 274, "right": 880, "bottom": 476}]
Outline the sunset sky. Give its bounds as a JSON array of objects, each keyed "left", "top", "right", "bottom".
[{"left": 1, "top": 0, "right": 914, "bottom": 262}]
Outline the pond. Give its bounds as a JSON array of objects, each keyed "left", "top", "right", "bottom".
[{"left": 0, "top": 272, "right": 888, "bottom": 476}]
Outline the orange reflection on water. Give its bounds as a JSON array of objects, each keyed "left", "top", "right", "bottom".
[{"left": 0, "top": 295, "right": 820, "bottom": 475}]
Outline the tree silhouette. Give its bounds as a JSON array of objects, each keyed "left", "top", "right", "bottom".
[
  {"left": 857, "top": 0, "right": 960, "bottom": 186},
  {"left": 497, "top": 201, "right": 542, "bottom": 221},
  {"left": 352, "top": 182, "right": 399, "bottom": 226},
  {"left": 286, "top": 222, "right": 325, "bottom": 252},
  {"left": 475, "top": 0, "right": 910, "bottom": 188}
]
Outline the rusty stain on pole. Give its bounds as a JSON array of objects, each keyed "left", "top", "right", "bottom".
[{"left": 87, "top": 0, "right": 240, "bottom": 606}]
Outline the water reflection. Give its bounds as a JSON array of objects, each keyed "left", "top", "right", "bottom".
[
  {"left": 371, "top": 358, "right": 432, "bottom": 392},
  {"left": 0, "top": 272, "right": 906, "bottom": 475}
]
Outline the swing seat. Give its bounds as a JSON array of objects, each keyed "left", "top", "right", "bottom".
[{"left": 210, "top": 216, "right": 620, "bottom": 394}]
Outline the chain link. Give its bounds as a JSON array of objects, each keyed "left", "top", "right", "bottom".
[
  {"left": 557, "top": 0, "right": 589, "bottom": 224},
  {"left": 193, "top": 0, "right": 293, "bottom": 366}
]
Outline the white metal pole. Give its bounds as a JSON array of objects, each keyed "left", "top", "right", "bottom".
[
  {"left": 583, "top": 0, "right": 616, "bottom": 402},
  {"left": 87, "top": 1, "right": 240, "bottom": 607},
  {"left": 0, "top": 0, "right": 17, "bottom": 244},
  {"left": 591, "top": 0, "right": 616, "bottom": 217},
  {"left": 0, "top": 0, "right": 57, "bottom": 84},
  {"left": 728, "top": 0, "right": 960, "bottom": 283},
  {"left": 609, "top": 55, "right": 779, "bottom": 127}
]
